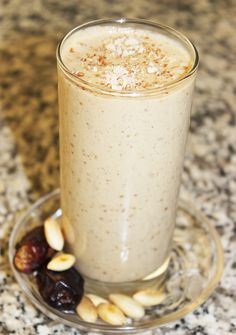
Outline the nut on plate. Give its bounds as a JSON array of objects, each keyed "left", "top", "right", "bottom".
[
  {"left": 97, "top": 303, "right": 126, "bottom": 326},
  {"left": 85, "top": 293, "right": 109, "bottom": 307},
  {"left": 44, "top": 218, "right": 64, "bottom": 251},
  {"left": 47, "top": 253, "right": 76, "bottom": 271},
  {"left": 133, "top": 288, "right": 166, "bottom": 307},
  {"left": 76, "top": 296, "right": 97, "bottom": 322},
  {"left": 109, "top": 293, "right": 144, "bottom": 319}
]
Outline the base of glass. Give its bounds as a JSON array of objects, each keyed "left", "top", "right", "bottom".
[
  {"left": 84, "top": 256, "right": 169, "bottom": 296},
  {"left": 9, "top": 189, "right": 224, "bottom": 334}
]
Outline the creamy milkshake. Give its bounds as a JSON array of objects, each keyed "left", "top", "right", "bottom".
[{"left": 57, "top": 19, "right": 198, "bottom": 284}]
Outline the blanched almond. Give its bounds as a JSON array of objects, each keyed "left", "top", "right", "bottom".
[
  {"left": 76, "top": 296, "right": 97, "bottom": 323},
  {"left": 109, "top": 293, "right": 144, "bottom": 319},
  {"left": 97, "top": 303, "right": 126, "bottom": 326},
  {"left": 47, "top": 253, "right": 75, "bottom": 271},
  {"left": 133, "top": 289, "right": 166, "bottom": 307},
  {"left": 86, "top": 293, "right": 109, "bottom": 307},
  {"left": 44, "top": 218, "right": 64, "bottom": 251}
]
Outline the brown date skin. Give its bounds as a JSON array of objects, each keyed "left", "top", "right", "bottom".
[
  {"left": 37, "top": 266, "right": 84, "bottom": 312},
  {"left": 14, "top": 226, "right": 53, "bottom": 273},
  {"left": 16, "top": 226, "right": 46, "bottom": 247},
  {"left": 14, "top": 226, "right": 84, "bottom": 313}
]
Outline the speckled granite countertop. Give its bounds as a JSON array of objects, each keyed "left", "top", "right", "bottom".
[{"left": 0, "top": 0, "right": 236, "bottom": 334}]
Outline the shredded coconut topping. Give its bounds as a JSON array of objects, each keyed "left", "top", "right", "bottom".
[{"left": 63, "top": 27, "right": 192, "bottom": 91}]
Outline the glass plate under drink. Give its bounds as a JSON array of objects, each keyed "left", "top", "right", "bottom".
[{"left": 8, "top": 189, "right": 224, "bottom": 334}]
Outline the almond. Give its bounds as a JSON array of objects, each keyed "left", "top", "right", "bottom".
[
  {"left": 109, "top": 293, "right": 144, "bottom": 319},
  {"left": 97, "top": 303, "right": 126, "bottom": 326},
  {"left": 86, "top": 294, "right": 109, "bottom": 307},
  {"left": 44, "top": 218, "right": 64, "bottom": 251},
  {"left": 76, "top": 296, "right": 97, "bottom": 323},
  {"left": 133, "top": 288, "right": 166, "bottom": 307},
  {"left": 47, "top": 253, "right": 75, "bottom": 271}
]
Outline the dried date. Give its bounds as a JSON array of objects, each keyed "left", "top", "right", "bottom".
[
  {"left": 37, "top": 266, "right": 84, "bottom": 312},
  {"left": 16, "top": 226, "right": 46, "bottom": 247},
  {"left": 14, "top": 226, "right": 50, "bottom": 273}
]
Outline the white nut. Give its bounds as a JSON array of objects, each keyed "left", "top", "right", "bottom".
[
  {"left": 44, "top": 218, "right": 64, "bottom": 251},
  {"left": 86, "top": 294, "right": 109, "bottom": 307},
  {"left": 97, "top": 303, "right": 126, "bottom": 326},
  {"left": 109, "top": 293, "right": 144, "bottom": 319},
  {"left": 76, "top": 296, "right": 97, "bottom": 323},
  {"left": 133, "top": 289, "right": 166, "bottom": 307},
  {"left": 47, "top": 253, "right": 76, "bottom": 271}
]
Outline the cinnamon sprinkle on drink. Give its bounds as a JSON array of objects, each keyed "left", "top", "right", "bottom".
[{"left": 64, "top": 27, "right": 192, "bottom": 91}]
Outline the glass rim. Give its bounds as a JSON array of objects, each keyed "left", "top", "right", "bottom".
[{"left": 56, "top": 18, "right": 199, "bottom": 97}]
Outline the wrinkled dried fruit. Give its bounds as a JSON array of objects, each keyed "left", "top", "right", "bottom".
[
  {"left": 14, "top": 226, "right": 49, "bottom": 273},
  {"left": 17, "top": 226, "right": 46, "bottom": 247},
  {"left": 14, "top": 241, "right": 48, "bottom": 273},
  {"left": 37, "top": 265, "right": 84, "bottom": 312}
]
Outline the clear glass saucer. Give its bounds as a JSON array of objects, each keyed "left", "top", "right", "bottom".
[{"left": 8, "top": 189, "right": 224, "bottom": 334}]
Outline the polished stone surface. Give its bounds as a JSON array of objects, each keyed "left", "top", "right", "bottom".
[{"left": 0, "top": 0, "right": 236, "bottom": 334}]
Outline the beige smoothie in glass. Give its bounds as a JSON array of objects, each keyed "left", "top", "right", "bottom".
[{"left": 57, "top": 19, "right": 198, "bottom": 285}]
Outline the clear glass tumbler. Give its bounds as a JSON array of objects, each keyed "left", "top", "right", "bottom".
[{"left": 57, "top": 18, "right": 198, "bottom": 294}]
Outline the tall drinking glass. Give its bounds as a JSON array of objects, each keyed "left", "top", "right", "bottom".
[{"left": 57, "top": 19, "right": 198, "bottom": 293}]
